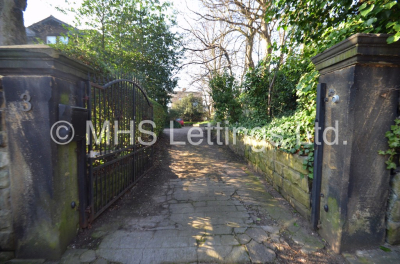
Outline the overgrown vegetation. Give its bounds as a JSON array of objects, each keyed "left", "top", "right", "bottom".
[
  {"left": 171, "top": 93, "right": 205, "bottom": 122},
  {"left": 209, "top": 0, "right": 400, "bottom": 179},
  {"left": 150, "top": 99, "right": 167, "bottom": 137},
  {"left": 379, "top": 118, "right": 400, "bottom": 170},
  {"left": 52, "top": 0, "right": 183, "bottom": 107},
  {"left": 209, "top": 71, "right": 241, "bottom": 123}
]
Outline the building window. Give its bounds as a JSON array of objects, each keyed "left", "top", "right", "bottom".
[
  {"left": 46, "top": 36, "right": 69, "bottom": 44},
  {"left": 46, "top": 36, "right": 56, "bottom": 44},
  {"left": 59, "top": 36, "right": 69, "bottom": 44}
]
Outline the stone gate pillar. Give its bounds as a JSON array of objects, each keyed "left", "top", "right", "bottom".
[
  {"left": 0, "top": 45, "right": 91, "bottom": 259},
  {"left": 311, "top": 33, "right": 400, "bottom": 253}
]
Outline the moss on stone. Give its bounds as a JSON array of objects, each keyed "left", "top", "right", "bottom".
[
  {"left": 59, "top": 93, "right": 70, "bottom": 105},
  {"left": 327, "top": 197, "right": 341, "bottom": 232},
  {"left": 387, "top": 221, "right": 400, "bottom": 245},
  {"left": 55, "top": 142, "right": 79, "bottom": 251}
]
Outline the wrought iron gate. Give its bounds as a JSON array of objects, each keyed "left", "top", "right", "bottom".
[{"left": 81, "top": 76, "right": 154, "bottom": 227}]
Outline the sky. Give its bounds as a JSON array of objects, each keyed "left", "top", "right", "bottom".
[{"left": 24, "top": 0, "right": 193, "bottom": 91}]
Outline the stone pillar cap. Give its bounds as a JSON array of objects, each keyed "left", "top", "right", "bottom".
[
  {"left": 311, "top": 33, "right": 400, "bottom": 74},
  {"left": 0, "top": 44, "right": 92, "bottom": 79}
]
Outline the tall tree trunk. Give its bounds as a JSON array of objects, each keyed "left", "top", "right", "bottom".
[
  {"left": 260, "top": 20, "right": 273, "bottom": 57},
  {"left": 259, "top": 0, "right": 273, "bottom": 58},
  {"left": 245, "top": 30, "right": 255, "bottom": 70},
  {"left": 0, "top": 0, "right": 27, "bottom": 45}
]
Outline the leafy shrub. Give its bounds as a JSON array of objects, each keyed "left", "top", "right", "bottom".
[
  {"left": 241, "top": 57, "right": 307, "bottom": 121},
  {"left": 165, "top": 119, "right": 182, "bottom": 128},
  {"left": 379, "top": 118, "right": 400, "bottom": 170},
  {"left": 149, "top": 99, "right": 167, "bottom": 137},
  {"left": 172, "top": 93, "right": 205, "bottom": 122},
  {"left": 209, "top": 71, "right": 242, "bottom": 123},
  {"left": 171, "top": 120, "right": 182, "bottom": 128},
  {"left": 168, "top": 109, "right": 181, "bottom": 120},
  {"left": 209, "top": 0, "right": 400, "bottom": 178}
]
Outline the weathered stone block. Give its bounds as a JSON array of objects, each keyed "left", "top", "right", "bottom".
[
  {"left": 387, "top": 221, "right": 400, "bottom": 245},
  {"left": 282, "top": 191, "right": 311, "bottom": 218},
  {"left": 265, "top": 158, "right": 274, "bottom": 171},
  {"left": 258, "top": 150, "right": 273, "bottom": 170},
  {"left": 259, "top": 151, "right": 274, "bottom": 171},
  {"left": 253, "top": 151, "right": 261, "bottom": 167},
  {"left": 275, "top": 151, "right": 308, "bottom": 175},
  {"left": 0, "top": 188, "right": 10, "bottom": 210},
  {"left": 290, "top": 196, "right": 311, "bottom": 219},
  {"left": 390, "top": 200, "right": 400, "bottom": 222},
  {"left": 0, "top": 231, "right": 14, "bottom": 250},
  {"left": 0, "top": 251, "right": 14, "bottom": 262},
  {"left": 392, "top": 173, "right": 400, "bottom": 197},
  {"left": 0, "top": 169, "right": 10, "bottom": 189},
  {"left": 0, "top": 152, "right": 9, "bottom": 169},
  {"left": 264, "top": 146, "right": 275, "bottom": 160},
  {"left": 283, "top": 166, "right": 302, "bottom": 184},
  {"left": 264, "top": 167, "right": 274, "bottom": 181},
  {"left": 257, "top": 158, "right": 268, "bottom": 174},
  {"left": 279, "top": 188, "right": 291, "bottom": 204},
  {"left": 282, "top": 179, "right": 293, "bottom": 197},
  {"left": 248, "top": 149, "right": 256, "bottom": 164},
  {"left": 235, "top": 134, "right": 245, "bottom": 157},
  {"left": 291, "top": 186, "right": 310, "bottom": 208},
  {"left": 273, "top": 172, "right": 283, "bottom": 189},
  {"left": 245, "top": 145, "right": 251, "bottom": 159},
  {"left": 299, "top": 177, "right": 309, "bottom": 193},
  {"left": 0, "top": 210, "right": 12, "bottom": 230},
  {"left": 275, "top": 162, "right": 284, "bottom": 175},
  {"left": 228, "top": 144, "right": 235, "bottom": 153},
  {"left": 0, "top": 132, "right": 6, "bottom": 147}
]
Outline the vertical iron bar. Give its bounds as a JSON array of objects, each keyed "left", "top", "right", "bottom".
[
  {"left": 151, "top": 105, "right": 154, "bottom": 167},
  {"left": 133, "top": 84, "right": 137, "bottom": 182},
  {"left": 78, "top": 79, "right": 90, "bottom": 228},
  {"left": 311, "top": 83, "right": 326, "bottom": 230},
  {"left": 87, "top": 77, "right": 94, "bottom": 223}
]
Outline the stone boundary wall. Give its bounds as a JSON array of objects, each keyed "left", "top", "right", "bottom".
[
  {"left": 0, "top": 80, "right": 14, "bottom": 261},
  {"left": 216, "top": 129, "right": 311, "bottom": 219},
  {"left": 387, "top": 173, "right": 400, "bottom": 245}
]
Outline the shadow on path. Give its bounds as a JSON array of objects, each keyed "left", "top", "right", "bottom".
[{"left": 59, "top": 127, "right": 344, "bottom": 264}]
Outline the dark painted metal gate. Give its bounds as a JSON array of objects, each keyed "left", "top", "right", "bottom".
[
  {"left": 80, "top": 76, "right": 154, "bottom": 227},
  {"left": 311, "top": 83, "right": 326, "bottom": 230}
]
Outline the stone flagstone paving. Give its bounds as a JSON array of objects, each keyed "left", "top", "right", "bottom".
[{"left": 57, "top": 127, "right": 337, "bottom": 264}]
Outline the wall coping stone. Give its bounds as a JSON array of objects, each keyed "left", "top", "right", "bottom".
[
  {"left": 0, "top": 44, "right": 92, "bottom": 79},
  {"left": 311, "top": 33, "right": 400, "bottom": 74}
]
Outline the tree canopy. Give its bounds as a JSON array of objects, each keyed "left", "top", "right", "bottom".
[
  {"left": 54, "top": 0, "right": 183, "bottom": 107},
  {"left": 172, "top": 93, "right": 205, "bottom": 122}
]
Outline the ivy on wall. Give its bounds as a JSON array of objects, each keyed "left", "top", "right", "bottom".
[{"left": 379, "top": 118, "right": 400, "bottom": 170}]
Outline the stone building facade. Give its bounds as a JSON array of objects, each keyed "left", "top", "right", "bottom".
[{"left": 26, "top": 15, "right": 75, "bottom": 44}]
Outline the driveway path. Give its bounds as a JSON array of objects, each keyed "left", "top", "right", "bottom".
[{"left": 60, "top": 127, "right": 342, "bottom": 263}]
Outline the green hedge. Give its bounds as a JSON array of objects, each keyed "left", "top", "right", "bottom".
[
  {"left": 150, "top": 99, "right": 167, "bottom": 137},
  {"left": 165, "top": 120, "right": 182, "bottom": 128}
]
